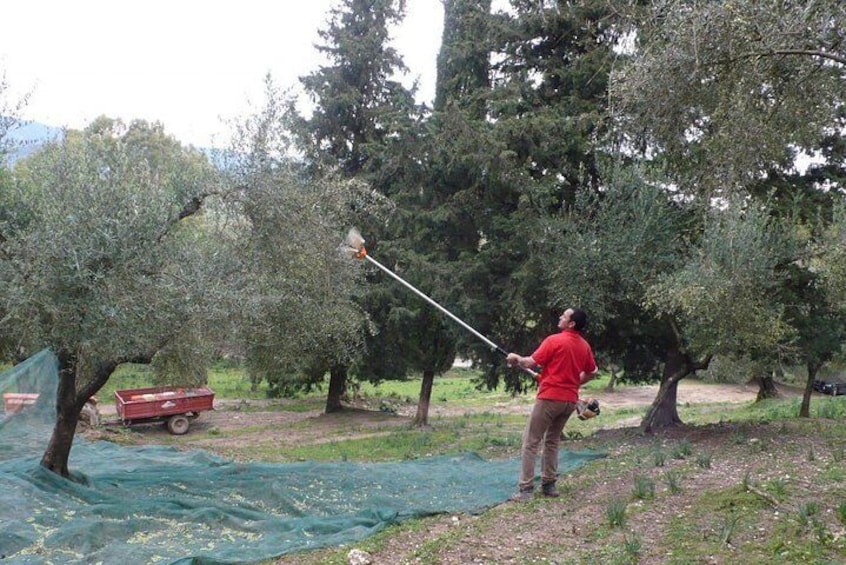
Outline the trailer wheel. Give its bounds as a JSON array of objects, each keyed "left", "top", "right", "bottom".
[{"left": 167, "top": 415, "right": 190, "bottom": 435}]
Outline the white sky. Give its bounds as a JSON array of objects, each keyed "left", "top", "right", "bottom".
[{"left": 0, "top": 0, "right": 443, "bottom": 147}]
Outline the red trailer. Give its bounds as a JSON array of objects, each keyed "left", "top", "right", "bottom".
[
  {"left": 3, "top": 392, "right": 40, "bottom": 413},
  {"left": 114, "top": 385, "right": 215, "bottom": 435}
]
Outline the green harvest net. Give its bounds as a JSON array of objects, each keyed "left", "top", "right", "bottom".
[{"left": 0, "top": 350, "right": 606, "bottom": 564}]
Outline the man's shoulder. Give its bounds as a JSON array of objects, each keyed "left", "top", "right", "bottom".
[
  {"left": 560, "top": 329, "right": 586, "bottom": 340},
  {"left": 561, "top": 330, "right": 593, "bottom": 349}
]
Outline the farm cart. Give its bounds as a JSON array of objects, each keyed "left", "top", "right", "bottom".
[
  {"left": 113, "top": 386, "right": 215, "bottom": 435},
  {"left": 3, "top": 392, "right": 40, "bottom": 413}
]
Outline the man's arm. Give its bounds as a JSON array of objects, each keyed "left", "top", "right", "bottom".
[
  {"left": 506, "top": 353, "right": 537, "bottom": 370},
  {"left": 579, "top": 369, "right": 599, "bottom": 386}
]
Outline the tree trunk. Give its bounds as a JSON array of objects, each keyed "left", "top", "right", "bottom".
[
  {"left": 640, "top": 344, "right": 703, "bottom": 434},
  {"left": 799, "top": 362, "right": 819, "bottom": 418},
  {"left": 325, "top": 364, "right": 347, "bottom": 413},
  {"left": 604, "top": 365, "right": 618, "bottom": 392},
  {"left": 413, "top": 369, "right": 435, "bottom": 427},
  {"left": 40, "top": 350, "right": 83, "bottom": 477},
  {"left": 40, "top": 350, "right": 149, "bottom": 477},
  {"left": 754, "top": 373, "right": 780, "bottom": 401}
]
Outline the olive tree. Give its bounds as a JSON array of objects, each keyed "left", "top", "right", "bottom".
[
  {"left": 612, "top": 0, "right": 845, "bottom": 195},
  {"left": 819, "top": 202, "right": 846, "bottom": 307},
  {"left": 222, "top": 77, "right": 387, "bottom": 408},
  {"left": 645, "top": 198, "right": 799, "bottom": 408},
  {"left": 0, "top": 103, "right": 378, "bottom": 476},
  {"left": 540, "top": 170, "right": 707, "bottom": 432},
  {"left": 0, "top": 118, "right": 227, "bottom": 475},
  {"left": 606, "top": 0, "right": 846, "bottom": 425}
]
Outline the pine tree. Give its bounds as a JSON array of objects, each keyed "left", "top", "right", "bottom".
[{"left": 295, "top": 0, "right": 427, "bottom": 412}]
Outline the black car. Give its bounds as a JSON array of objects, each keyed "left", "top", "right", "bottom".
[{"left": 813, "top": 378, "right": 846, "bottom": 396}]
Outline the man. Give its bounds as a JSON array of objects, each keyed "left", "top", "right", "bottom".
[{"left": 506, "top": 307, "right": 598, "bottom": 501}]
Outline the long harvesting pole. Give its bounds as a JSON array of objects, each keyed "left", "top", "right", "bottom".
[
  {"left": 342, "top": 229, "right": 536, "bottom": 378},
  {"left": 362, "top": 253, "right": 508, "bottom": 356}
]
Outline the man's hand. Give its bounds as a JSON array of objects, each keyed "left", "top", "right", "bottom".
[{"left": 507, "top": 353, "right": 537, "bottom": 370}]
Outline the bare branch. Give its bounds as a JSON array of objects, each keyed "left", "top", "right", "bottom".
[
  {"left": 726, "top": 48, "right": 846, "bottom": 67},
  {"left": 155, "top": 189, "right": 222, "bottom": 245}
]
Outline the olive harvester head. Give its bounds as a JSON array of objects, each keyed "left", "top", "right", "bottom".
[{"left": 340, "top": 228, "right": 367, "bottom": 259}]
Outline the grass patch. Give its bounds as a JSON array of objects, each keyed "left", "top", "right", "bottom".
[
  {"left": 671, "top": 440, "right": 692, "bottom": 460},
  {"left": 98, "top": 363, "right": 273, "bottom": 402},
  {"left": 606, "top": 498, "right": 627, "bottom": 527},
  {"left": 696, "top": 451, "right": 713, "bottom": 469},
  {"left": 664, "top": 470, "right": 682, "bottom": 494},
  {"left": 632, "top": 475, "right": 656, "bottom": 500},
  {"left": 356, "top": 369, "right": 516, "bottom": 408},
  {"left": 662, "top": 486, "right": 771, "bottom": 561}
]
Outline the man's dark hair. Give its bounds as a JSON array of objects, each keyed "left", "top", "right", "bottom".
[{"left": 570, "top": 308, "right": 588, "bottom": 332}]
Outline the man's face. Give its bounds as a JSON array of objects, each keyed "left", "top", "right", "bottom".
[{"left": 558, "top": 309, "right": 575, "bottom": 331}]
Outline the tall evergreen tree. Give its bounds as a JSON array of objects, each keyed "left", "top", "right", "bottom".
[
  {"left": 297, "top": 0, "right": 415, "bottom": 179},
  {"left": 428, "top": 1, "right": 625, "bottom": 392},
  {"left": 401, "top": 0, "right": 499, "bottom": 420},
  {"left": 294, "top": 0, "right": 427, "bottom": 412}
]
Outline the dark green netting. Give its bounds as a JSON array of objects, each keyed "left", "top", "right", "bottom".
[{"left": 0, "top": 350, "right": 606, "bottom": 564}]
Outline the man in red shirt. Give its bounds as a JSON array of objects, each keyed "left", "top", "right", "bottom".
[{"left": 506, "top": 307, "right": 598, "bottom": 501}]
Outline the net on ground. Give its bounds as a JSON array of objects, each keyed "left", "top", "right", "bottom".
[{"left": 0, "top": 350, "right": 605, "bottom": 564}]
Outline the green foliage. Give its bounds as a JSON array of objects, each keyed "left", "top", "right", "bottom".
[
  {"left": 224, "top": 79, "right": 389, "bottom": 398},
  {"left": 0, "top": 98, "right": 377, "bottom": 472},
  {"left": 612, "top": 0, "right": 846, "bottom": 195},
  {"left": 423, "top": 1, "right": 627, "bottom": 393},
  {"left": 435, "top": 0, "right": 491, "bottom": 113},
  {"left": 297, "top": 0, "right": 417, "bottom": 178},
  {"left": 292, "top": 0, "right": 447, "bottom": 406},
  {"left": 664, "top": 470, "right": 682, "bottom": 494},
  {"left": 542, "top": 170, "right": 691, "bottom": 381},
  {"left": 632, "top": 475, "right": 655, "bottom": 500},
  {"left": 0, "top": 117, "right": 222, "bottom": 374},
  {"left": 606, "top": 498, "right": 627, "bottom": 527},
  {"left": 646, "top": 198, "right": 797, "bottom": 358},
  {"left": 702, "top": 355, "right": 762, "bottom": 384},
  {"left": 819, "top": 201, "right": 846, "bottom": 309},
  {"left": 604, "top": 0, "right": 846, "bottom": 418},
  {"left": 547, "top": 171, "right": 692, "bottom": 330}
]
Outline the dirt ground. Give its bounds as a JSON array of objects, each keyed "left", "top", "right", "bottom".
[{"left": 95, "top": 380, "right": 762, "bottom": 453}]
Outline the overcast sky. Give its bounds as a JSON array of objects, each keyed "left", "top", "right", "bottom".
[{"left": 0, "top": 0, "right": 443, "bottom": 147}]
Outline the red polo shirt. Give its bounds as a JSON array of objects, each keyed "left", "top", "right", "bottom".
[{"left": 531, "top": 328, "right": 597, "bottom": 402}]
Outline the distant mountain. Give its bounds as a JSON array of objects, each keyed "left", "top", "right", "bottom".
[{"left": 2, "top": 120, "right": 64, "bottom": 165}]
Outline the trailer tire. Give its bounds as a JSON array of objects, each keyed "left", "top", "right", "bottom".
[{"left": 167, "top": 415, "right": 190, "bottom": 435}]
